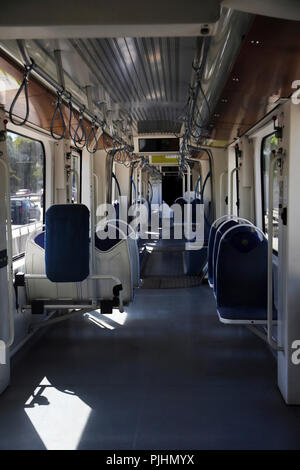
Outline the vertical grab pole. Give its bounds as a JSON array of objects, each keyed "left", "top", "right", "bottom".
[
  {"left": 230, "top": 167, "right": 239, "bottom": 215},
  {"left": 219, "top": 171, "right": 226, "bottom": 215},
  {"left": 0, "top": 157, "right": 14, "bottom": 348},
  {"left": 194, "top": 176, "right": 201, "bottom": 200},
  {"left": 267, "top": 153, "right": 284, "bottom": 351},
  {"left": 138, "top": 168, "right": 142, "bottom": 199},
  {"left": 93, "top": 173, "right": 99, "bottom": 224},
  {"left": 89, "top": 128, "right": 102, "bottom": 303},
  {"left": 187, "top": 164, "right": 191, "bottom": 200},
  {"left": 54, "top": 49, "right": 65, "bottom": 90},
  {"left": 69, "top": 169, "right": 79, "bottom": 203},
  {"left": 186, "top": 163, "right": 191, "bottom": 237}
]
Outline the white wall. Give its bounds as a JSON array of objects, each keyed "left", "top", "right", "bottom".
[
  {"left": 210, "top": 148, "right": 227, "bottom": 219},
  {"left": 277, "top": 99, "right": 300, "bottom": 404}
]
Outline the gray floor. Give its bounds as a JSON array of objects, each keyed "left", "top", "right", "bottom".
[
  {"left": 140, "top": 236, "right": 205, "bottom": 288},
  {"left": 1, "top": 284, "right": 300, "bottom": 449}
]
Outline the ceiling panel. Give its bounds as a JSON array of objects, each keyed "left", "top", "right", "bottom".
[{"left": 49, "top": 37, "right": 197, "bottom": 133}]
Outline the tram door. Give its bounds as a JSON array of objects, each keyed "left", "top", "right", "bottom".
[{"left": 162, "top": 167, "right": 182, "bottom": 206}]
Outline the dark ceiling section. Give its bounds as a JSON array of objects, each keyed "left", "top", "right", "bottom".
[
  {"left": 209, "top": 15, "right": 300, "bottom": 144},
  {"left": 138, "top": 120, "right": 182, "bottom": 134},
  {"left": 70, "top": 37, "right": 196, "bottom": 133}
]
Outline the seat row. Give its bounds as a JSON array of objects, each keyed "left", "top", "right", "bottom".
[{"left": 23, "top": 203, "right": 140, "bottom": 314}]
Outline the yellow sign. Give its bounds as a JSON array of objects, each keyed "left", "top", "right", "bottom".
[{"left": 151, "top": 155, "right": 178, "bottom": 164}]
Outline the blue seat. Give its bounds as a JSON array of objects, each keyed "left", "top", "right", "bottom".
[
  {"left": 34, "top": 232, "right": 45, "bottom": 249},
  {"left": 207, "top": 225, "right": 217, "bottom": 286},
  {"left": 215, "top": 226, "right": 274, "bottom": 323},
  {"left": 183, "top": 247, "right": 207, "bottom": 275},
  {"left": 45, "top": 204, "right": 90, "bottom": 282}
]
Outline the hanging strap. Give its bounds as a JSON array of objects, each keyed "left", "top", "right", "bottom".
[
  {"left": 9, "top": 61, "right": 34, "bottom": 126},
  {"left": 73, "top": 106, "right": 87, "bottom": 149},
  {"left": 50, "top": 90, "right": 66, "bottom": 140},
  {"left": 86, "top": 117, "right": 98, "bottom": 154}
]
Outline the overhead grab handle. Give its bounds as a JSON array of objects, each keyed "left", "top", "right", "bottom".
[
  {"left": 73, "top": 106, "right": 87, "bottom": 149},
  {"left": 86, "top": 118, "right": 99, "bottom": 154},
  {"left": 9, "top": 61, "right": 34, "bottom": 126},
  {"left": 50, "top": 90, "right": 66, "bottom": 140}
]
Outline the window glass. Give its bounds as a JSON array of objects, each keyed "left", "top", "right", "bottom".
[
  {"left": 261, "top": 133, "right": 279, "bottom": 251},
  {"left": 7, "top": 131, "right": 45, "bottom": 258}
]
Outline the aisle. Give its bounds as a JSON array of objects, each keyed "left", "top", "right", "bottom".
[{"left": 0, "top": 286, "right": 299, "bottom": 449}]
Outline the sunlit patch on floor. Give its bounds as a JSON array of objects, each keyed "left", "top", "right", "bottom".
[
  {"left": 84, "top": 309, "right": 127, "bottom": 329},
  {"left": 24, "top": 377, "right": 91, "bottom": 450}
]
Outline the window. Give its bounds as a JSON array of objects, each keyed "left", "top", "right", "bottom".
[
  {"left": 7, "top": 131, "right": 45, "bottom": 258},
  {"left": 261, "top": 133, "right": 279, "bottom": 251}
]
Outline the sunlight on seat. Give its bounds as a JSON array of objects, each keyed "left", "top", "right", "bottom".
[{"left": 24, "top": 377, "right": 91, "bottom": 450}]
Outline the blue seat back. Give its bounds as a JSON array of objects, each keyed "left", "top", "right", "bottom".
[
  {"left": 45, "top": 204, "right": 90, "bottom": 282},
  {"left": 208, "top": 225, "right": 217, "bottom": 285},
  {"left": 213, "top": 220, "right": 238, "bottom": 292},
  {"left": 216, "top": 226, "right": 267, "bottom": 310}
]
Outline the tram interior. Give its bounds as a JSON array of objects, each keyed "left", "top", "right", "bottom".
[{"left": 0, "top": 0, "right": 300, "bottom": 450}]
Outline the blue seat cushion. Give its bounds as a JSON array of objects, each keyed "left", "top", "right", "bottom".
[
  {"left": 218, "top": 306, "right": 277, "bottom": 322},
  {"left": 45, "top": 204, "right": 90, "bottom": 282}
]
